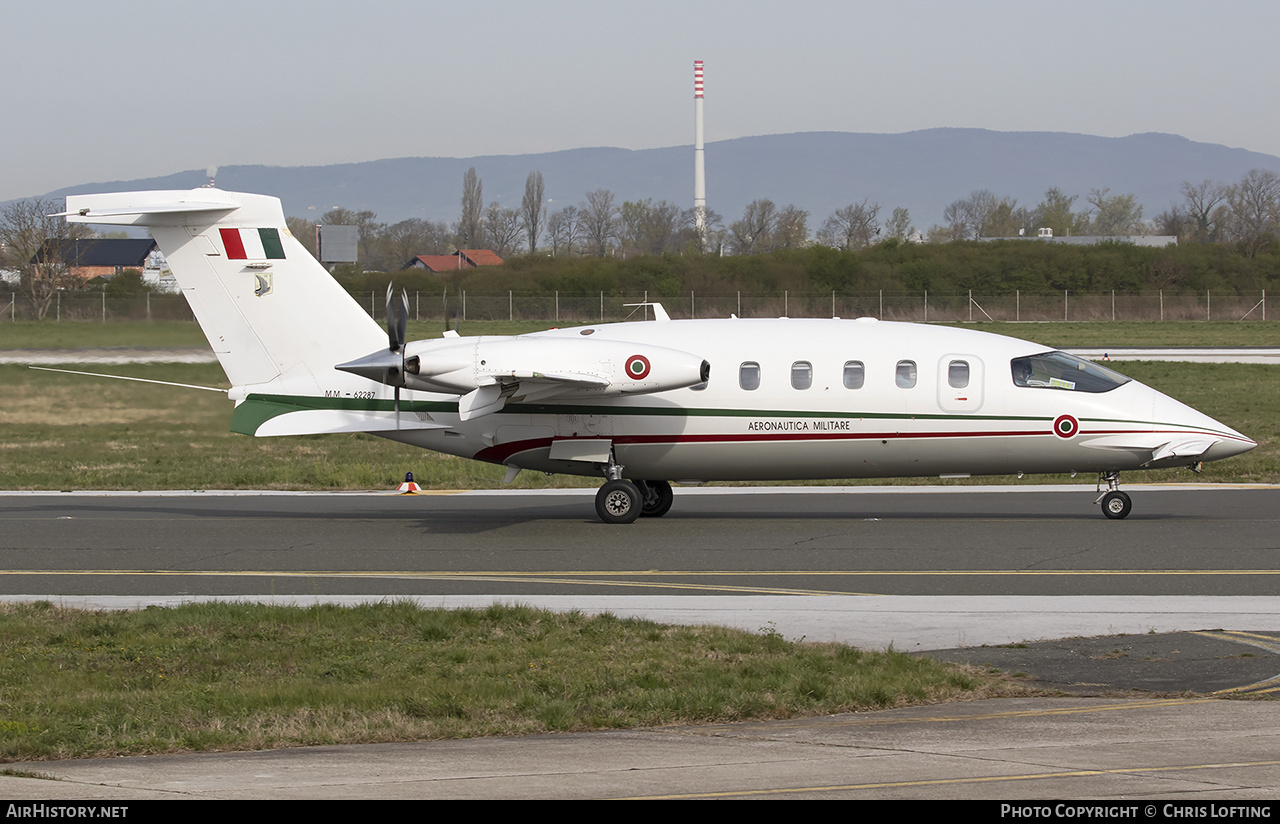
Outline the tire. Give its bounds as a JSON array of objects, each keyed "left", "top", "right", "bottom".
[
  {"left": 595, "top": 480, "right": 642, "bottom": 524},
  {"left": 636, "top": 480, "right": 674, "bottom": 518},
  {"left": 1101, "top": 490, "right": 1132, "bottom": 520}
]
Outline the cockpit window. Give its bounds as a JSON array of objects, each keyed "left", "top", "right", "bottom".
[{"left": 1011, "top": 351, "right": 1131, "bottom": 393}]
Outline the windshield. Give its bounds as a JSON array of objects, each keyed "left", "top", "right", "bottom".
[{"left": 1010, "top": 351, "right": 1131, "bottom": 393}]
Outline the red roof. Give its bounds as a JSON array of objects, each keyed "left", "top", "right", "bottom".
[
  {"left": 408, "top": 254, "right": 463, "bottom": 272},
  {"left": 407, "top": 250, "right": 503, "bottom": 271},
  {"left": 458, "top": 249, "right": 504, "bottom": 266}
]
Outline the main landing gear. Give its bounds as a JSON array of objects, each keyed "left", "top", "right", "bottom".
[
  {"left": 593, "top": 457, "right": 674, "bottom": 524},
  {"left": 1095, "top": 471, "right": 1132, "bottom": 520}
]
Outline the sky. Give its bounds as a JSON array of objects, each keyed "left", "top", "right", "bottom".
[{"left": 5, "top": 0, "right": 1280, "bottom": 202}]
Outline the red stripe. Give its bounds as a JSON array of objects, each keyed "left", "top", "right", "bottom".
[
  {"left": 471, "top": 426, "right": 1246, "bottom": 466},
  {"left": 474, "top": 429, "right": 1046, "bottom": 465},
  {"left": 219, "top": 228, "right": 246, "bottom": 259}
]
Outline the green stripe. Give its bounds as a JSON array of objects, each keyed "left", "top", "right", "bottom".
[
  {"left": 258, "top": 228, "right": 285, "bottom": 259},
  {"left": 231, "top": 392, "right": 1058, "bottom": 436},
  {"left": 233, "top": 393, "right": 1234, "bottom": 439}
]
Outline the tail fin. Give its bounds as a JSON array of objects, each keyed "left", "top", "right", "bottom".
[{"left": 63, "top": 189, "right": 384, "bottom": 392}]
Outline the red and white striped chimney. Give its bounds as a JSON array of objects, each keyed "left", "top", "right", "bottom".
[{"left": 693, "top": 60, "right": 707, "bottom": 247}]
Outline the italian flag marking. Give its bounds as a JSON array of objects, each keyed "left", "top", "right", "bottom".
[{"left": 220, "top": 227, "right": 286, "bottom": 260}]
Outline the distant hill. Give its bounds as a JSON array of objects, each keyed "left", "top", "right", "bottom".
[{"left": 32, "top": 129, "right": 1280, "bottom": 230}]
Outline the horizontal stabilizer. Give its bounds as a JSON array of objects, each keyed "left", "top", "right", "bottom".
[
  {"left": 60, "top": 190, "right": 241, "bottom": 225},
  {"left": 253, "top": 409, "right": 449, "bottom": 437}
]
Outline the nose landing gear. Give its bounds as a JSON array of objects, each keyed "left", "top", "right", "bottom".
[{"left": 1095, "top": 471, "right": 1132, "bottom": 520}]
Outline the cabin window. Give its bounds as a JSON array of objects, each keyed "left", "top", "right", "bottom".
[
  {"left": 948, "top": 360, "right": 970, "bottom": 389},
  {"left": 791, "top": 361, "right": 812, "bottom": 390},
  {"left": 739, "top": 361, "right": 761, "bottom": 391},
  {"left": 895, "top": 360, "right": 917, "bottom": 389},
  {"left": 1011, "top": 351, "right": 1131, "bottom": 393},
  {"left": 843, "top": 361, "right": 865, "bottom": 390}
]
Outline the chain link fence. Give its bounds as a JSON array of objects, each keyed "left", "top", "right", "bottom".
[{"left": 1, "top": 289, "right": 1270, "bottom": 324}]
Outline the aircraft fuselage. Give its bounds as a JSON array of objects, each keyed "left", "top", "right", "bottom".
[{"left": 369, "top": 317, "right": 1253, "bottom": 484}]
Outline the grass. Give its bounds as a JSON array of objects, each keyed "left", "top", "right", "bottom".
[
  {"left": 0, "top": 320, "right": 211, "bottom": 350},
  {"left": 0, "top": 359, "right": 1275, "bottom": 488},
  {"left": 951, "top": 321, "right": 1280, "bottom": 348},
  {"left": 0, "top": 363, "right": 592, "bottom": 491},
  {"left": 0, "top": 600, "right": 1012, "bottom": 761},
  {"left": 0, "top": 318, "right": 1277, "bottom": 350}
]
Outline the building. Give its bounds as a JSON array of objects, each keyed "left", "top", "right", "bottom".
[
  {"left": 31, "top": 238, "right": 160, "bottom": 282},
  {"left": 981, "top": 228, "right": 1178, "bottom": 247},
  {"left": 406, "top": 249, "right": 504, "bottom": 272}
]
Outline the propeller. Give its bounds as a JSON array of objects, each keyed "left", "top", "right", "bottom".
[
  {"left": 386, "top": 285, "right": 410, "bottom": 428},
  {"left": 386, "top": 284, "right": 409, "bottom": 353}
]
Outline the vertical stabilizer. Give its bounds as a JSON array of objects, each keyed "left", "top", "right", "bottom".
[{"left": 64, "top": 189, "right": 385, "bottom": 393}]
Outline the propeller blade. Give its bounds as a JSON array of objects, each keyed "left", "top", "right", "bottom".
[
  {"left": 385, "top": 283, "right": 399, "bottom": 352},
  {"left": 398, "top": 288, "right": 409, "bottom": 354},
  {"left": 394, "top": 384, "right": 401, "bottom": 431}
]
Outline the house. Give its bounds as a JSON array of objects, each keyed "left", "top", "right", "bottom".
[
  {"left": 32, "top": 238, "right": 159, "bottom": 282},
  {"left": 456, "top": 248, "right": 503, "bottom": 267},
  {"left": 406, "top": 249, "right": 504, "bottom": 272}
]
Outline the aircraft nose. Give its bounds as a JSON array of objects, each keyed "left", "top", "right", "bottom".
[
  {"left": 1152, "top": 390, "right": 1256, "bottom": 462},
  {"left": 1204, "top": 430, "right": 1257, "bottom": 461}
]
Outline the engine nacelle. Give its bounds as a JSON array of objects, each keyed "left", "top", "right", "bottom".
[
  {"left": 338, "top": 334, "right": 710, "bottom": 419},
  {"left": 402, "top": 335, "right": 708, "bottom": 396}
]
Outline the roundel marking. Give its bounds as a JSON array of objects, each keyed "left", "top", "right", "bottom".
[
  {"left": 1053, "top": 414, "right": 1080, "bottom": 439},
  {"left": 625, "top": 355, "right": 651, "bottom": 380}
]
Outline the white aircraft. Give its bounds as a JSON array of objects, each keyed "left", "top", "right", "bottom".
[{"left": 62, "top": 188, "right": 1256, "bottom": 523}]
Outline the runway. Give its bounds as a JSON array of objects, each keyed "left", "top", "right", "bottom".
[
  {"left": 3, "top": 485, "right": 1278, "bottom": 650},
  {"left": 5, "top": 485, "right": 1280, "bottom": 799}
]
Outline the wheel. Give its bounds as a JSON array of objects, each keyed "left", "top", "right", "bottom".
[
  {"left": 595, "top": 480, "right": 642, "bottom": 524},
  {"left": 636, "top": 480, "right": 674, "bottom": 518},
  {"left": 1101, "top": 490, "right": 1132, "bottom": 520}
]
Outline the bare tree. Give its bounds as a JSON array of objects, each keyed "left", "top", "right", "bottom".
[
  {"left": 579, "top": 189, "right": 619, "bottom": 256},
  {"left": 376, "top": 218, "right": 453, "bottom": 270},
  {"left": 1181, "top": 179, "right": 1230, "bottom": 243},
  {"left": 0, "top": 197, "right": 93, "bottom": 320},
  {"left": 943, "top": 190, "right": 1024, "bottom": 240},
  {"left": 773, "top": 205, "right": 810, "bottom": 249},
  {"left": 483, "top": 202, "right": 523, "bottom": 258},
  {"left": 1225, "top": 168, "right": 1280, "bottom": 257},
  {"left": 1152, "top": 206, "right": 1190, "bottom": 242},
  {"left": 688, "top": 207, "right": 726, "bottom": 254},
  {"left": 1032, "top": 187, "right": 1089, "bottom": 237},
  {"left": 885, "top": 207, "right": 915, "bottom": 241},
  {"left": 1086, "top": 188, "right": 1144, "bottom": 236},
  {"left": 818, "top": 200, "right": 881, "bottom": 249},
  {"left": 459, "top": 167, "right": 484, "bottom": 248},
  {"left": 520, "top": 171, "right": 546, "bottom": 254},
  {"left": 729, "top": 199, "right": 777, "bottom": 254},
  {"left": 546, "top": 205, "right": 580, "bottom": 257},
  {"left": 619, "top": 198, "right": 683, "bottom": 255}
]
